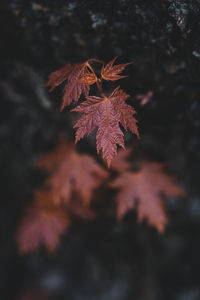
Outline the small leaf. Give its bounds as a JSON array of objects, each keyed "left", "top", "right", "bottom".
[
  {"left": 78, "top": 68, "right": 97, "bottom": 85},
  {"left": 101, "top": 57, "right": 130, "bottom": 81},
  {"left": 46, "top": 61, "right": 97, "bottom": 111}
]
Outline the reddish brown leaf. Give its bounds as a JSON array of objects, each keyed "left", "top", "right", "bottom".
[
  {"left": 78, "top": 67, "right": 97, "bottom": 85},
  {"left": 37, "top": 139, "right": 108, "bottom": 205},
  {"left": 46, "top": 61, "right": 97, "bottom": 111},
  {"left": 17, "top": 191, "right": 70, "bottom": 254},
  {"left": 111, "top": 162, "right": 185, "bottom": 233},
  {"left": 72, "top": 86, "right": 139, "bottom": 166},
  {"left": 101, "top": 57, "right": 130, "bottom": 81}
]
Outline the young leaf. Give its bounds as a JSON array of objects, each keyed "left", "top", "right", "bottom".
[
  {"left": 78, "top": 67, "right": 97, "bottom": 85},
  {"left": 37, "top": 139, "right": 108, "bottom": 205},
  {"left": 101, "top": 57, "right": 130, "bottom": 81},
  {"left": 46, "top": 61, "right": 97, "bottom": 111},
  {"left": 17, "top": 191, "right": 70, "bottom": 254},
  {"left": 111, "top": 162, "right": 185, "bottom": 233},
  {"left": 72, "top": 86, "right": 139, "bottom": 166}
]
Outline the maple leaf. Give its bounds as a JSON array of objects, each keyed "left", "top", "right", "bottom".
[
  {"left": 37, "top": 139, "right": 108, "bottom": 205},
  {"left": 72, "top": 86, "right": 139, "bottom": 167},
  {"left": 17, "top": 191, "right": 70, "bottom": 254},
  {"left": 111, "top": 162, "right": 185, "bottom": 233},
  {"left": 78, "top": 67, "right": 97, "bottom": 85},
  {"left": 101, "top": 57, "right": 130, "bottom": 81},
  {"left": 46, "top": 61, "right": 97, "bottom": 111}
]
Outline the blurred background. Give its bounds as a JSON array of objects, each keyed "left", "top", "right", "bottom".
[{"left": 1, "top": 0, "right": 200, "bottom": 299}]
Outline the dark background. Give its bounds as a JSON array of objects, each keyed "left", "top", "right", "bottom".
[{"left": 1, "top": 0, "right": 200, "bottom": 299}]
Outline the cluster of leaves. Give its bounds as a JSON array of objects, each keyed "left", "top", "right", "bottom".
[
  {"left": 46, "top": 57, "right": 139, "bottom": 166},
  {"left": 16, "top": 58, "right": 186, "bottom": 254},
  {"left": 17, "top": 140, "right": 185, "bottom": 253},
  {"left": 17, "top": 139, "right": 108, "bottom": 254}
]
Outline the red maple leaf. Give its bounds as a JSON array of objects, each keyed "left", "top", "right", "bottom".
[
  {"left": 101, "top": 57, "right": 130, "bottom": 81},
  {"left": 37, "top": 139, "right": 108, "bottom": 205},
  {"left": 46, "top": 61, "right": 97, "bottom": 111},
  {"left": 111, "top": 162, "right": 185, "bottom": 233},
  {"left": 72, "top": 86, "right": 139, "bottom": 166},
  {"left": 17, "top": 191, "right": 70, "bottom": 254},
  {"left": 78, "top": 67, "right": 97, "bottom": 85}
]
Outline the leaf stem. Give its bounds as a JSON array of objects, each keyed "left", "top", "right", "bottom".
[
  {"left": 87, "top": 60, "right": 105, "bottom": 97},
  {"left": 86, "top": 63, "right": 96, "bottom": 75},
  {"left": 96, "top": 79, "right": 105, "bottom": 98}
]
